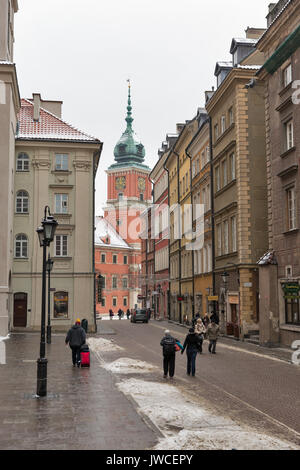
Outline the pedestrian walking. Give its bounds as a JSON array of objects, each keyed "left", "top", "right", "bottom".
[
  {"left": 181, "top": 328, "right": 202, "bottom": 377},
  {"left": 118, "top": 308, "right": 123, "bottom": 320},
  {"left": 160, "top": 330, "right": 179, "bottom": 379},
  {"left": 207, "top": 320, "right": 220, "bottom": 354},
  {"left": 194, "top": 318, "right": 206, "bottom": 353},
  {"left": 203, "top": 313, "right": 210, "bottom": 329},
  {"left": 109, "top": 309, "right": 114, "bottom": 319},
  {"left": 210, "top": 311, "right": 220, "bottom": 325},
  {"left": 65, "top": 318, "right": 86, "bottom": 367},
  {"left": 126, "top": 309, "right": 131, "bottom": 320}
]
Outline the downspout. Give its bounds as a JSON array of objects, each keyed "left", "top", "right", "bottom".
[
  {"left": 185, "top": 148, "right": 195, "bottom": 319},
  {"left": 209, "top": 117, "right": 216, "bottom": 308},
  {"left": 163, "top": 158, "right": 171, "bottom": 320}
]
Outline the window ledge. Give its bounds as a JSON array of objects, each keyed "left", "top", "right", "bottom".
[
  {"left": 15, "top": 213, "right": 29, "bottom": 216},
  {"left": 215, "top": 179, "right": 236, "bottom": 197},
  {"left": 283, "top": 229, "right": 299, "bottom": 236},
  {"left": 280, "top": 146, "right": 296, "bottom": 159},
  {"left": 280, "top": 324, "right": 300, "bottom": 333},
  {"left": 213, "top": 123, "right": 235, "bottom": 147},
  {"left": 53, "top": 257, "right": 72, "bottom": 261},
  {"left": 14, "top": 258, "right": 29, "bottom": 261},
  {"left": 279, "top": 81, "right": 292, "bottom": 97}
]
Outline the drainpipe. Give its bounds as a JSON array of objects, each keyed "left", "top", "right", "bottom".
[
  {"left": 185, "top": 148, "right": 195, "bottom": 319},
  {"left": 209, "top": 117, "right": 216, "bottom": 310}
]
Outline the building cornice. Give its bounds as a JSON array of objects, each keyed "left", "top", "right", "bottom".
[{"left": 0, "top": 62, "right": 20, "bottom": 114}]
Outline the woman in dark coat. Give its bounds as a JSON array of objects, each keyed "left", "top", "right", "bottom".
[{"left": 181, "top": 328, "right": 202, "bottom": 377}]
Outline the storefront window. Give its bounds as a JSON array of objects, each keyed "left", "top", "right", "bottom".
[
  {"left": 285, "top": 298, "right": 300, "bottom": 325},
  {"left": 54, "top": 291, "right": 68, "bottom": 319}
]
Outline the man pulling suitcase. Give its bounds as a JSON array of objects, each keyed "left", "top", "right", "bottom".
[{"left": 65, "top": 318, "right": 86, "bottom": 367}]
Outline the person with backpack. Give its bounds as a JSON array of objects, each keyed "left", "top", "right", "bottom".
[
  {"left": 65, "top": 318, "right": 86, "bottom": 367},
  {"left": 160, "top": 330, "right": 180, "bottom": 379},
  {"left": 181, "top": 328, "right": 202, "bottom": 377},
  {"left": 207, "top": 320, "right": 220, "bottom": 354}
]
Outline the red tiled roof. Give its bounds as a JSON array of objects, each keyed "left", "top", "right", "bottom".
[{"left": 17, "top": 98, "right": 100, "bottom": 143}]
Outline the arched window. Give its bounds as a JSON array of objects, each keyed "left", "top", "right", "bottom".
[
  {"left": 15, "top": 234, "right": 28, "bottom": 258},
  {"left": 16, "top": 153, "right": 29, "bottom": 172},
  {"left": 16, "top": 191, "right": 29, "bottom": 213}
]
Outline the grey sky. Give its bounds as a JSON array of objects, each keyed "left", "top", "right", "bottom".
[{"left": 14, "top": 0, "right": 271, "bottom": 215}]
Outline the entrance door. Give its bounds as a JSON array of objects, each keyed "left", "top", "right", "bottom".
[
  {"left": 231, "top": 304, "right": 237, "bottom": 324},
  {"left": 13, "top": 293, "right": 27, "bottom": 327}
]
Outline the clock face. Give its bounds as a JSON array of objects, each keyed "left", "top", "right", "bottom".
[
  {"left": 115, "top": 176, "right": 126, "bottom": 190},
  {"left": 138, "top": 177, "right": 145, "bottom": 191}
]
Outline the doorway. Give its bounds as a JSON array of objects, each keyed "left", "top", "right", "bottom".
[{"left": 13, "top": 293, "right": 27, "bottom": 327}]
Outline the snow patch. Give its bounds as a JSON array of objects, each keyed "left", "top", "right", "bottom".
[
  {"left": 117, "top": 378, "right": 298, "bottom": 451},
  {"left": 103, "top": 357, "right": 158, "bottom": 374},
  {"left": 87, "top": 337, "right": 124, "bottom": 353}
]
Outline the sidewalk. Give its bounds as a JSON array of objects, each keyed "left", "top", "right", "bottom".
[{"left": 0, "top": 330, "right": 157, "bottom": 450}]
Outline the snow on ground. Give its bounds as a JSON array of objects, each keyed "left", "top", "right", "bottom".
[
  {"left": 117, "top": 378, "right": 298, "bottom": 451},
  {"left": 102, "top": 357, "right": 158, "bottom": 374},
  {"left": 87, "top": 337, "right": 124, "bottom": 353}
]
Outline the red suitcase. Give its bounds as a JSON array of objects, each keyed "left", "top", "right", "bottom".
[{"left": 80, "top": 351, "right": 90, "bottom": 367}]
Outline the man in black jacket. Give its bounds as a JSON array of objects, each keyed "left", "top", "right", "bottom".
[
  {"left": 65, "top": 319, "right": 86, "bottom": 367},
  {"left": 181, "top": 328, "right": 201, "bottom": 377},
  {"left": 160, "top": 330, "right": 179, "bottom": 379}
]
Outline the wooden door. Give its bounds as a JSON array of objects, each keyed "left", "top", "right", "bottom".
[{"left": 14, "top": 293, "right": 27, "bottom": 327}]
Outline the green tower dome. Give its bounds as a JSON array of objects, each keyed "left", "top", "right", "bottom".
[{"left": 112, "top": 82, "right": 146, "bottom": 167}]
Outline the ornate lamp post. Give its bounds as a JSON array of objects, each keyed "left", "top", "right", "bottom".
[
  {"left": 46, "top": 254, "right": 54, "bottom": 344},
  {"left": 36, "top": 206, "right": 58, "bottom": 397}
]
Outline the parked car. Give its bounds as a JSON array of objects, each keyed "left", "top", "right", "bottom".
[{"left": 130, "top": 309, "right": 149, "bottom": 323}]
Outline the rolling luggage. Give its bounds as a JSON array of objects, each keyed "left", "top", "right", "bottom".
[{"left": 80, "top": 343, "right": 90, "bottom": 367}]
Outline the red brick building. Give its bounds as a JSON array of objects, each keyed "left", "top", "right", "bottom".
[{"left": 95, "top": 83, "right": 151, "bottom": 314}]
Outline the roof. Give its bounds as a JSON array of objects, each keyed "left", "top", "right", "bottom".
[
  {"left": 257, "top": 0, "right": 293, "bottom": 46},
  {"left": 95, "top": 216, "right": 131, "bottom": 249},
  {"left": 230, "top": 37, "right": 258, "bottom": 53},
  {"left": 257, "top": 250, "right": 278, "bottom": 266},
  {"left": 16, "top": 98, "right": 100, "bottom": 143}
]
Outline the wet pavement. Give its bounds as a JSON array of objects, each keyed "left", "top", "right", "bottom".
[{"left": 0, "top": 330, "right": 158, "bottom": 450}]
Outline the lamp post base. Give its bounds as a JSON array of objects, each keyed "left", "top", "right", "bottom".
[
  {"left": 36, "top": 358, "right": 48, "bottom": 397},
  {"left": 47, "top": 325, "right": 51, "bottom": 344}
]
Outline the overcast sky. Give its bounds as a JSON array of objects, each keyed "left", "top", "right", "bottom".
[{"left": 14, "top": 0, "right": 271, "bottom": 215}]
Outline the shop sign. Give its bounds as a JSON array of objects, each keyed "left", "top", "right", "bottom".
[
  {"left": 282, "top": 282, "right": 300, "bottom": 299},
  {"left": 208, "top": 296, "right": 218, "bottom": 301},
  {"left": 228, "top": 295, "right": 239, "bottom": 304}
]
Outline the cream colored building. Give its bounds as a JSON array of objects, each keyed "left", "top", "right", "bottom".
[
  {"left": 0, "top": 0, "right": 20, "bottom": 336},
  {"left": 12, "top": 95, "right": 102, "bottom": 332}
]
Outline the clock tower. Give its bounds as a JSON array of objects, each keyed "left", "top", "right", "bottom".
[{"left": 104, "top": 82, "right": 152, "bottom": 247}]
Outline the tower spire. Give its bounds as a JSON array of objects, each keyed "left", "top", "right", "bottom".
[{"left": 125, "top": 79, "right": 133, "bottom": 133}]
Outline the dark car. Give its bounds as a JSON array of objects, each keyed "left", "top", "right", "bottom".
[{"left": 130, "top": 309, "right": 149, "bottom": 324}]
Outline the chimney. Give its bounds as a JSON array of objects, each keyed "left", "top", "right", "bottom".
[{"left": 33, "top": 93, "right": 41, "bottom": 122}]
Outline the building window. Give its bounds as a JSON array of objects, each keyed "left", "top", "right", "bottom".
[
  {"left": 54, "top": 291, "right": 68, "bottom": 319},
  {"left": 223, "top": 220, "right": 229, "bottom": 255},
  {"left": 55, "top": 154, "right": 68, "bottom": 171},
  {"left": 230, "top": 153, "right": 236, "bottom": 180},
  {"left": 118, "top": 193, "right": 124, "bottom": 200},
  {"left": 123, "top": 255, "right": 128, "bottom": 264},
  {"left": 55, "top": 235, "right": 68, "bottom": 257},
  {"left": 113, "top": 254, "right": 117, "bottom": 264},
  {"left": 112, "top": 297, "right": 117, "bottom": 307},
  {"left": 221, "top": 115, "right": 226, "bottom": 134},
  {"left": 285, "top": 297, "right": 300, "bottom": 325},
  {"left": 140, "top": 193, "right": 144, "bottom": 201},
  {"left": 285, "top": 120, "right": 294, "bottom": 151},
  {"left": 217, "top": 224, "right": 222, "bottom": 256},
  {"left": 231, "top": 216, "right": 237, "bottom": 252},
  {"left": 222, "top": 159, "right": 227, "bottom": 187},
  {"left": 101, "top": 297, "right": 106, "bottom": 307},
  {"left": 215, "top": 166, "right": 220, "bottom": 192},
  {"left": 283, "top": 64, "right": 292, "bottom": 87},
  {"left": 287, "top": 187, "right": 296, "bottom": 231},
  {"left": 55, "top": 194, "right": 68, "bottom": 214},
  {"left": 16, "top": 191, "right": 29, "bottom": 213},
  {"left": 214, "top": 123, "right": 219, "bottom": 141},
  {"left": 228, "top": 107, "right": 234, "bottom": 126},
  {"left": 112, "top": 276, "right": 117, "bottom": 289},
  {"left": 15, "top": 234, "right": 28, "bottom": 258},
  {"left": 16, "top": 153, "right": 29, "bottom": 172},
  {"left": 122, "top": 277, "right": 128, "bottom": 289},
  {"left": 196, "top": 158, "right": 200, "bottom": 174},
  {"left": 123, "top": 297, "right": 128, "bottom": 307},
  {"left": 101, "top": 253, "right": 106, "bottom": 263}
]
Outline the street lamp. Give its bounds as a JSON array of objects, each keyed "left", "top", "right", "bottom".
[
  {"left": 46, "top": 254, "right": 54, "bottom": 344},
  {"left": 36, "top": 206, "right": 58, "bottom": 398}
]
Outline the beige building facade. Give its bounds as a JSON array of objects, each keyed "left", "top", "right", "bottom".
[
  {"left": 0, "top": 0, "right": 20, "bottom": 336},
  {"left": 12, "top": 96, "right": 102, "bottom": 332}
]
